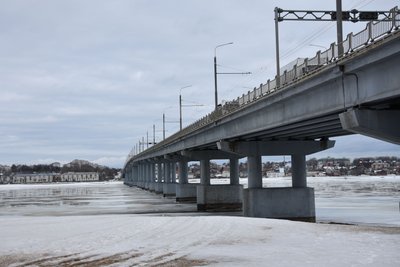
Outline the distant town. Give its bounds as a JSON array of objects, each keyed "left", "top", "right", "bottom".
[
  {"left": 1, "top": 156, "right": 399, "bottom": 185},
  {"left": 0, "top": 159, "right": 121, "bottom": 184}
]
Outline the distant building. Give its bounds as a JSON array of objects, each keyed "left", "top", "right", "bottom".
[
  {"left": 12, "top": 173, "right": 59, "bottom": 184},
  {"left": 371, "top": 161, "right": 390, "bottom": 170},
  {"left": 8, "top": 172, "right": 99, "bottom": 184},
  {"left": 60, "top": 172, "right": 99, "bottom": 182},
  {"left": 0, "top": 173, "right": 11, "bottom": 184}
]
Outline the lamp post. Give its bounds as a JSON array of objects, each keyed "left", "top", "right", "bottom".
[
  {"left": 336, "top": 0, "right": 344, "bottom": 57},
  {"left": 179, "top": 85, "right": 192, "bottom": 131},
  {"left": 274, "top": 7, "right": 281, "bottom": 88},
  {"left": 163, "top": 113, "right": 165, "bottom": 140},
  {"left": 214, "top": 42, "right": 233, "bottom": 110}
]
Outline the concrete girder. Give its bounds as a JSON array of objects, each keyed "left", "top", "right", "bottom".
[
  {"left": 164, "top": 154, "right": 190, "bottom": 162},
  {"left": 217, "top": 139, "right": 335, "bottom": 156},
  {"left": 339, "top": 108, "right": 400, "bottom": 145},
  {"left": 181, "top": 149, "right": 243, "bottom": 160}
]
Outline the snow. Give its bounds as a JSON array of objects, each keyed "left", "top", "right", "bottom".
[
  {"left": 0, "top": 178, "right": 399, "bottom": 266},
  {"left": 0, "top": 215, "right": 399, "bottom": 266}
]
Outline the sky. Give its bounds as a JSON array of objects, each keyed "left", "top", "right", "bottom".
[{"left": 0, "top": 0, "right": 399, "bottom": 168}]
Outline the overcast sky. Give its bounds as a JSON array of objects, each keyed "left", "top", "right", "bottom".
[{"left": 1, "top": 0, "right": 399, "bottom": 168}]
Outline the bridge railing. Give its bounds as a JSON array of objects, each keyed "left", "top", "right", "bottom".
[{"left": 126, "top": 7, "right": 399, "bottom": 165}]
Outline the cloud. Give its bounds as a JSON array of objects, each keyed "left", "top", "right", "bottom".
[{"left": 0, "top": 0, "right": 398, "bottom": 168}]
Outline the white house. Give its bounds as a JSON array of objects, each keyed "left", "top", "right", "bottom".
[
  {"left": 60, "top": 172, "right": 99, "bottom": 182},
  {"left": 12, "top": 173, "right": 58, "bottom": 184}
]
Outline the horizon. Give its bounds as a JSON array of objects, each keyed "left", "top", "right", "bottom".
[{"left": 3, "top": 151, "right": 400, "bottom": 169}]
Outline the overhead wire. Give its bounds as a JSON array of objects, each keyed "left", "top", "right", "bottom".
[
  {"left": 221, "top": 0, "right": 379, "bottom": 101},
  {"left": 280, "top": 0, "right": 377, "bottom": 60}
]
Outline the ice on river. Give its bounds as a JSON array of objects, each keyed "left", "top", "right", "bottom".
[
  {"left": 1, "top": 214, "right": 399, "bottom": 266},
  {"left": 0, "top": 177, "right": 399, "bottom": 266}
]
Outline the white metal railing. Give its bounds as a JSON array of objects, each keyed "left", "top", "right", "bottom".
[{"left": 126, "top": 6, "right": 400, "bottom": 164}]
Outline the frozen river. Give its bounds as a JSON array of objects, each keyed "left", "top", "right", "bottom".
[
  {"left": 1, "top": 177, "right": 399, "bottom": 266},
  {"left": 0, "top": 176, "right": 399, "bottom": 226}
]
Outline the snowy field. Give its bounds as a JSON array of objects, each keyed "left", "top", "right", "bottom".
[
  {"left": 0, "top": 177, "right": 399, "bottom": 266},
  {"left": 1, "top": 215, "right": 400, "bottom": 266}
]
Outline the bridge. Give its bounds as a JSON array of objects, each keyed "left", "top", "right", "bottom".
[{"left": 123, "top": 12, "right": 400, "bottom": 221}]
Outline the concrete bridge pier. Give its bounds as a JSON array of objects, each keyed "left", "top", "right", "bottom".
[
  {"left": 137, "top": 162, "right": 144, "bottom": 188},
  {"left": 154, "top": 162, "right": 163, "bottom": 194},
  {"left": 244, "top": 152, "right": 315, "bottom": 221},
  {"left": 197, "top": 157, "right": 243, "bottom": 212},
  {"left": 181, "top": 150, "right": 243, "bottom": 211},
  {"left": 144, "top": 162, "right": 151, "bottom": 190},
  {"left": 141, "top": 163, "right": 147, "bottom": 189},
  {"left": 175, "top": 159, "right": 197, "bottom": 203},
  {"left": 148, "top": 163, "right": 156, "bottom": 192},
  {"left": 148, "top": 163, "right": 154, "bottom": 190},
  {"left": 138, "top": 163, "right": 143, "bottom": 189},
  {"left": 130, "top": 164, "right": 136, "bottom": 187},
  {"left": 133, "top": 165, "right": 138, "bottom": 186},
  {"left": 163, "top": 162, "right": 176, "bottom": 197},
  {"left": 219, "top": 140, "right": 334, "bottom": 221},
  {"left": 124, "top": 164, "right": 132, "bottom": 186},
  {"left": 130, "top": 166, "right": 135, "bottom": 186}
]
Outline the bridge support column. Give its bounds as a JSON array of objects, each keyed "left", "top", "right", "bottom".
[
  {"left": 200, "top": 159, "right": 210, "bottom": 185},
  {"left": 144, "top": 164, "right": 150, "bottom": 190},
  {"left": 243, "top": 152, "right": 315, "bottom": 221},
  {"left": 137, "top": 164, "right": 143, "bottom": 188},
  {"left": 129, "top": 166, "right": 135, "bottom": 186},
  {"left": 229, "top": 158, "right": 239, "bottom": 185},
  {"left": 148, "top": 163, "right": 153, "bottom": 190},
  {"left": 140, "top": 164, "right": 145, "bottom": 188},
  {"left": 176, "top": 160, "right": 197, "bottom": 203},
  {"left": 145, "top": 164, "right": 148, "bottom": 187},
  {"left": 245, "top": 152, "right": 315, "bottom": 221},
  {"left": 154, "top": 163, "right": 163, "bottom": 194},
  {"left": 219, "top": 140, "right": 334, "bottom": 222},
  {"left": 163, "top": 162, "right": 176, "bottom": 197},
  {"left": 243, "top": 152, "right": 316, "bottom": 221},
  {"left": 171, "top": 162, "right": 176, "bottom": 183},
  {"left": 133, "top": 165, "right": 138, "bottom": 186},
  {"left": 248, "top": 155, "right": 262, "bottom": 189},
  {"left": 128, "top": 166, "right": 134, "bottom": 186},
  {"left": 149, "top": 163, "right": 156, "bottom": 192},
  {"left": 140, "top": 164, "right": 144, "bottom": 189},
  {"left": 124, "top": 165, "right": 131, "bottom": 186},
  {"left": 292, "top": 154, "right": 307, "bottom": 188},
  {"left": 179, "top": 150, "right": 243, "bottom": 211}
]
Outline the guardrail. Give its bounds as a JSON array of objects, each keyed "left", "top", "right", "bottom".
[{"left": 126, "top": 7, "right": 399, "bottom": 165}]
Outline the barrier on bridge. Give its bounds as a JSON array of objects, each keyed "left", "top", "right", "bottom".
[{"left": 126, "top": 6, "right": 399, "bottom": 164}]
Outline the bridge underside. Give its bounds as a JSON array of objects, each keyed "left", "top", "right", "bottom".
[{"left": 124, "top": 29, "right": 400, "bottom": 221}]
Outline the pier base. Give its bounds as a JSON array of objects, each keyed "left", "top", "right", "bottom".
[
  {"left": 197, "top": 185, "right": 243, "bottom": 211},
  {"left": 148, "top": 182, "right": 155, "bottom": 192},
  {"left": 163, "top": 183, "right": 176, "bottom": 197},
  {"left": 243, "top": 187, "right": 315, "bottom": 222},
  {"left": 175, "top": 184, "right": 197, "bottom": 203},
  {"left": 154, "top": 183, "right": 163, "bottom": 194}
]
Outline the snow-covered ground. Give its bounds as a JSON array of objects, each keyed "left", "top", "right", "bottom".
[
  {"left": 1, "top": 215, "right": 399, "bottom": 266},
  {"left": 0, "top": 177, "right": 399, "bottom": 266}
]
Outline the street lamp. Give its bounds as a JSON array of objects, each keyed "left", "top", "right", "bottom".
[
  {"left": 162, "top": 106, "right": 180, "bottom": 140},
  {"left": 214, "top": 42, "right": 233, "bottom": 110},
  {"left": 179, "top": 85, "right": 192, "bottom": 130}
]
